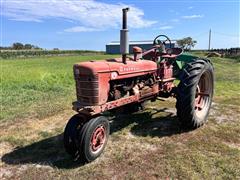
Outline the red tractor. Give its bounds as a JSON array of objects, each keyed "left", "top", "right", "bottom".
[{"left": 64, "top": 8, "right": 214, "bottom": 162}]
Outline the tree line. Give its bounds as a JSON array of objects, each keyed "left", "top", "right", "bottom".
[
  {"left": 0, "top": 42, "right": 42, "bottom": 50},
  {"left": 1, "top": 37, "right": 198, "bottom": 51},
  {"left": 176, "top": 37, "right": 197, "bottom": 50}
]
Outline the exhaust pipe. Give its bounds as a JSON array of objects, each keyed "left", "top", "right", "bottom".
[{"left": 120, "top": 8, "right": 129, "bottom": 64}]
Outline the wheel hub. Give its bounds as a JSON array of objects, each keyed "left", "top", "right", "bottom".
[
  {"left": 91, "top": 125, "right": 105, "bottom": 153},
  {"left": 195, "top": 85, "right": 204, "bottom": 111},
  {"left": 194, "top": 73, "right": 211, "bottom": 117}
]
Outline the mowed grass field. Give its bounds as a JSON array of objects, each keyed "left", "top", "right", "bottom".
[
  {"left": 1, "top": 55, "right": 118, "bottom": 123},
  {"left": 0, "top": 54, "right": 240, "bottom": 179}
]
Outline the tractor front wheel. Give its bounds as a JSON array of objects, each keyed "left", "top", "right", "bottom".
[
  {"left": 176, "top": 58, "right": 214, "bottom": 129},
  {"left": 64, "top": 114, "right": 85, "bottom": 159},
  {"left": 81, "top": 116, "right": 110, "bottom": 162},
  {"left": 64, "top": 115, "right": 109, "bottom": 162}
]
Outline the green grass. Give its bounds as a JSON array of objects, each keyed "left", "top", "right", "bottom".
[
  {"left": 1, "top": 54, "right": 239, "bottom": 122},
  {"left": 1, "top": 55, "right": 118, "bottom": 122},
  {"left": 191, "top": 52, "right": 240, "bottom": 105},
  {"left": 0, "top": 54, "right": 239, "bottom": 179}
]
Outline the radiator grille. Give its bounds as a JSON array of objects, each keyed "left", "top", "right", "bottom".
[{"left": 75, "top": 74, "right": 99, "bottom": 105}]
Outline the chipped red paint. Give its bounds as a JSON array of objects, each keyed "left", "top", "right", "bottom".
[
  {"left": 90, "top": 125, "right": 105, "bottom": 153},
  {"left": 74, "top": 58, "right": 157, "bottom": 77},
  {"left": 159, "top": 61, "right": 173, "bottom": 79},
  {"left": 73, "top": 94, "right": 140, "bottom": 115},
  {"left": 72, "top": 46, "right": 181, "bottom": 116},
  {"left": 73, "top": 58, "right": 157, "bottom": 107}
]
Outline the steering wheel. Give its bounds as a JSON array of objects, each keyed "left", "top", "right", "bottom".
[{"left": 153, "top": 34, "right": 172, "bottom": 48}]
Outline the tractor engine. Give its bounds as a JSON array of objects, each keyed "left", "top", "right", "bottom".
[
  {"left": 108, "top": 73, "right": 156, "bottom": 101},
  {"left": 73, "top": 58, "right": 158, "bottom": 109}
]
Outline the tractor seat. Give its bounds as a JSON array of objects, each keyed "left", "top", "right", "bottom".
[{"left": 161, "top": 48, "right": 183, "bottom": 58}]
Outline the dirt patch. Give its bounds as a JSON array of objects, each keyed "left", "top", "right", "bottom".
[
  {"left": 223, "top": 142, "right": 240, "bottom": 150},
  {"left": 0, "top": 167, "right": 13, "bottom": 180},
  {"left": 0, "top": 143, "right": 13, "bottom": 167},
  {"left": 0, "top": 143, "right": 13, "bottom": 158},
  {"left": 0, "top": 100, "right": 239, "bottom": 179},
  {"left": 0, "top": 111, "right": 74, "bottom": 179},
  {"left": 0, "top": 110, "right": 74, "bottom": 146},
  {"left": 0, "top": 164, "right": 50, "bottom": 180},
  {"left": 210, "top": 102, "right": 240, "bottom": 123}
]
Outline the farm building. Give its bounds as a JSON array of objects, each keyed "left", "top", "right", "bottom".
[{"left": 106, "top": 40, "right": 176, "bottom": 54}]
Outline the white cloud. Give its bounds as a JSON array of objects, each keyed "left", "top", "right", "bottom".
[
  {"left": 159, "top": 26, "right": 173, "bottom": 30},
  {"left": 182, "top": 15, "right": 204, "bottom": 19},
  {"left": 3, "top": 0, "right": 157, "bottom": 31},
  {"left": 188, "top": 6, "right": 193, "bottom": 9},
  {"left": 64, "top": 26, "right": 101, "bottom": 32}
]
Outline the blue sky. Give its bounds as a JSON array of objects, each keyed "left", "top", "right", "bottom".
[{"left": 1, "top": 0, "right": 240, "bottom": 50}]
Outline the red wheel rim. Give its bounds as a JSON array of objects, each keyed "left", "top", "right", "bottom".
[
  {"left": 90, "top": 125, "right": 106, "bottom": 154},
  {"left": 195, "top": 71, "right": 212, "bottom": 118}
]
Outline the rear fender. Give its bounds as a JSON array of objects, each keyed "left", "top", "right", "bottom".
[{"left": 175, "top": 53, "right": 199, "bottom": 69}]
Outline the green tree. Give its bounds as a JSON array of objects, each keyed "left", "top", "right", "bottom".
[
  {"left": 177, "top": 37, "right": 197, "bottom": 50},
  {"left": 24, "top": 44, "right": 33, "bottom": 49},
  {"left": 33, "top": 45, "right": 41, "bottom": 50},
  {"left": 12, "top": 42, "right": 24, "bottom": 50}
]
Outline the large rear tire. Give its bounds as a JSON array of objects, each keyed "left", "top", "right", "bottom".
[{"left": 176, "top": 58, "right": 214, "bottom": 129}]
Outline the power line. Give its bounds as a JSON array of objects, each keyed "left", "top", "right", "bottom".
[
  {"left": 190, "top": 31, "right": 208, "bottom": 39},
  {"left": 212, "top": 31, "right": 239, "bottom": 37}
]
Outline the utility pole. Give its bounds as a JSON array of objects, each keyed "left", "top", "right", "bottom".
[{"left": 208, "top": 29, "right": 211, "bottom": 50}]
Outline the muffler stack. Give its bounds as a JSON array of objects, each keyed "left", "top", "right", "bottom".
[{"left": 120, "top": 8, "right": 129, "bottom": 64}]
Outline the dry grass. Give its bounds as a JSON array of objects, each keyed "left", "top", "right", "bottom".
[{"left": 0, "top": 100, "right": 239, "bottom": 179}]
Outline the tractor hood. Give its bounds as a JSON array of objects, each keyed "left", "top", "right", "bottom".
[
  {"left": 74, "top": 60, "right": 110, "bottom": 75},
  {"left": 74, "top": 58, "right": 157, "bottom": 77},
  {"left": 106, "top": 58, "right": 157, "bottom": 75}
]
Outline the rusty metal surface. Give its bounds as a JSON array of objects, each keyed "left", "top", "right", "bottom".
[
  {"left": 74, "top": 58, "right": 157, "bottom": 76},
  {"left": 159, "top": 62, "right": 173, "bottom": 79},
  {"left": 72, "top": 41, "right": 183, "bottom": 116},
  {"left": 73, "top": 58, "right": 158, "bottom": 107},
  {"left": 73, "top": 94, "right": 140, "bottom": 115}
]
